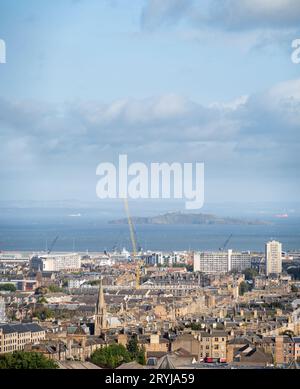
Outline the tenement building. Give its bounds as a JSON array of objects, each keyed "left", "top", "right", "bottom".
[{"left": 0, "top": 323, "right": 45, "bottom": 354}]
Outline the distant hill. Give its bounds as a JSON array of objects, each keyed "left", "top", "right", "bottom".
[{"left": 109, "top": 212, "right": 268, "bottom": 225}]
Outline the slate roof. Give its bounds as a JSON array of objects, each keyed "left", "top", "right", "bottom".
[{"left": 0, "top": 323, "right": 44, "bottom": 334}]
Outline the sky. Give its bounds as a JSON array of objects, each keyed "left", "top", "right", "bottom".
[{"left": 0, "top": 0, "right": 300, "bottom": 207}]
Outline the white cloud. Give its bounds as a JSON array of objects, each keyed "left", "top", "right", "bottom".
[{"left": 0, "top": 79, "right": 299, "bottom": 178}]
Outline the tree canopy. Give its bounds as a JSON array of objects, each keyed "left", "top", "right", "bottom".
[
  {"left": 127, "top": 335, "right": 146, "bottom": 365},
  {"left": 239, "top": 281, "right": 250, "bottom": 296},
  {"left": 243, "top": 268, "right": 258, "bottom": 281},
  {"left": 0, "top": 283, "right": 16, "bottom": 292},
  {"left": 0, "top": 352, "right": 58, "bottom": 369},
  {"left": 33, "top": 306, "right": 54, "bottom": 321},
  {"left": 91, "top": 344, "right": 131, "bottom": 368}
]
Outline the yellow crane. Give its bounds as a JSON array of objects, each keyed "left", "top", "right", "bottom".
[{"left": 123, "top": 198, "right": 141, "bottom": 289}]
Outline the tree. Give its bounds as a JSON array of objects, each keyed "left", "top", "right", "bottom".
[
  {"left": 239, "top": 281, "right": 250, "bottom": 296},
  {"left": 33, "top": 306, "right": 54, "bottom": 321},
  {"left": 34, "top": 286, "right": 48, "bottom": 295},
  {"left": 0, "top": 283, "right": 16, "bottom": 292},
  {"left": 91, "top": 344, "right": 131, "bottom": 368},
  {"left": 48, "top": 285, "right": 63, "bottom": 293},
  {"left": 190, "top": 323, "right": 202, "bottom": 331},
  {"left": 37, "top": 296, "right": 48, "bottom": 304},
  {"left": 243, "top": 268, "right": 258, "bottom": 281},
  {"left": 291, "top": 284, "right": 298, "bottom": 293},
  {"left": 0, "top": 352, "right": 58, "bottom": 369},
  {"left": 127, "top": 335, "right": 146, "bottom": 365}
]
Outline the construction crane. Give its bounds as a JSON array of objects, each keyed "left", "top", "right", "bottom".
[
  {"left": 123, "top": 198, "right": 141, "bottom": 289},
  {"left": 48, "top": 235, "right": 59, "bottom": 254},
  {"left": 219, "top": 234, "right": 233, "bottom": 251}
]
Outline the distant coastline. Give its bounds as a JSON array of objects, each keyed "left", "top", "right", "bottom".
[{"left": 109, "top": 212, "right": 270, "bottom": 226}]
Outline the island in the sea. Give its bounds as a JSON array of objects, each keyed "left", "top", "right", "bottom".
[{"left": 109, "top": 212, "right": 269, "bottom": 225}]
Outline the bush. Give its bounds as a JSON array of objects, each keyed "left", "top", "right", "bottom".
[{"left": 0, "top": 352, "right": 58, "bottom": 369}]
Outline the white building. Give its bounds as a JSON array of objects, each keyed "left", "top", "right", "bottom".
[
  {"left": 193, "top": 250, "right": 252, "bottom": 274},
  {"left": 265, "top": 240, "right": 282, "bottom": 276},
  {"left": 31, "top": 253, "right": 81, "bottom": 272},
  {"left": 0, "top": 297, "right": 6, "bottom": 323},
  {"left": 68, "top": 279, "right": 86, "bottom": 289}
]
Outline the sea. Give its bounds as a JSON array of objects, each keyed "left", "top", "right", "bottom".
[{"left": 0, "top": 207, "right": 299, "bottom": 253}]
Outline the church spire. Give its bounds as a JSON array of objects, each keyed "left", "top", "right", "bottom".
[
  {"left": 94, "top": 277, "right": 107, "bottom": 336},
  {"left": 96, "top": 277, "right": 105, "bottom": 314}
]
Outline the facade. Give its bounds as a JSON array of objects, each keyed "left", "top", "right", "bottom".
[
  {"left": 265, "top": 240, "right": 282, "bottom": 276},
  {"left": 193, "top": 250, "right": 252, "bottom": 274},
  {"left": 171, "top": 331, "right": 227, "bottom": 361},
  {"left": 198, "top": 331, "right": 227, "bottom": 360},
  {"left": 0, "top": 323, "right": 45, "bottom": 354},
  {"left": 0, "top": 297, "right": 6, "bottom": 323},
  {"left": 274, "top": 336, "right": 294, "bottom": 365},
  {"left": 31, "top": 253, "right": 81, "bottom": 272},
  {"left": 293, "top": 337, "right": 300, "bottom": 361}
]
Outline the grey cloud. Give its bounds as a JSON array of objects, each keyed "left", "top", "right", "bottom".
[
  {"left": 141, "top": 0, "right": 300, "bottom": 31},
  {"left": 205, "top": 0, "right": 300, "bottom": 31},
  {"left": 141, "top": 0, "right": 193, "bottom": 30}
]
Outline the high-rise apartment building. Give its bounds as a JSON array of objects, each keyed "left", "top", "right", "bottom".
[
  {"left": 30, "top": 253, "right": 81, "bottom": 272},
  {"left": 193, "top": 250, "right": 252, "bottom": 274},
  {"left": 265, "top": 240, "right": 282, "bottom": 276}
]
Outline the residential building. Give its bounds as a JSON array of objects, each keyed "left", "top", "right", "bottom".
[
  {"left": 193, "top": 250, "right": 252, "bottom": 274},
  {"left": 0, "top": 323, "right": 45, "bottom": 354},
  {"left": 265, "top": 240, "right": 282, "bottom": 276},
  {"left": 30, "top": 253, "right": 81, "bottom": 272}
]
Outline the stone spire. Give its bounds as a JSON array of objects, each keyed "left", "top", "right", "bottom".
[
  {"left": 94, "top": 277, "right": 107, "bottom": 336},
  {"left": 96, "top": 278, "right": 105, "bottom": 314}
]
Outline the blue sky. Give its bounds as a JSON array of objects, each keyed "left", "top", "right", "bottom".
[{"left": 0, "top": 0, "right": 300, "bottom": 206}]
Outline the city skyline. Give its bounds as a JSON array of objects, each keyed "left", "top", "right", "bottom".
[{"left": 1, "top": 0, "right": 300, "bottom": 374}]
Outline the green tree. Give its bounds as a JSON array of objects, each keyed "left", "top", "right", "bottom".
[
  {"left": 33, "top": 306, "right": 54, "bottom": 321},
  {"left": 291, "top": 284, "right": 298, "bottom": 293},
  {"left": 34, "top": 286, "right": 48, "bottom": 295},
  {"left": 0, "top": 352, "right": 58, "bottom": 369},
  {"left": 91, "top": 344, "right": 131, "bottom": 368},
  {"left": 48, "top": 285, "right": 63, "bottom": 293},
  {"left": 127, "top": 335, "right": 146, "bottom": 365},
  {"left": 243, "top": 268, "right": 258, "bottom": 281},
  {"left": 239, "top": 281, "right": 250, "bottom": 296},
  {"left": 37, "top": 296, "right": 48, "bottom": 304},
  {"left": 136, "top": 346, "right": 146, "bottom": 365},
  {"left": 190, "top": 323, "right": 202, "bottom": 330},
  {"left": 0, "top": 283, "right": 16, "bottom": 292}
]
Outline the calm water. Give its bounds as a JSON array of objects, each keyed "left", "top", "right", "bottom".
[{"left": 0, "top": 208, "right": 299, "bottom": 252}]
